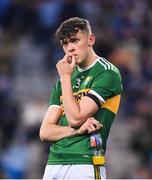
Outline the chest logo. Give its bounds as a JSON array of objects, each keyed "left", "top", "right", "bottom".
[{"left": 84, "top": 76, "right": 91, "bottom": 85}]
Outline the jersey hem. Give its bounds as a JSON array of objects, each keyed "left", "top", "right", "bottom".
[
  {"left": 48, "top": 161, "right": 92, "bottom": 165},
  {"left": 47, "top": 161, "right": 106, "bottom": 167}
]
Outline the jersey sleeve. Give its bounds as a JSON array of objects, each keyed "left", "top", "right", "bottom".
[
  {"left": 49, "top": 81, "right": 61, "bottom": 106},
  {"left": 89, "top": 70, "right": 122, "bottom": 103}
]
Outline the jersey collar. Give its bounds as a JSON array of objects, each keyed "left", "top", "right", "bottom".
[{"left": 76, "top": 57, "right": 100, "bottom": 72}]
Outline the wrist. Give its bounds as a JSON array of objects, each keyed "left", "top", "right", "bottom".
[
  {"left": 75, "top": 129, "right": 82, "bottom": 135},
  {"left": 70, "top": 127, "right": 80, "bottom": 135},
  {"left": 60, "top": 75, "right": 71, "bottom": 82}
]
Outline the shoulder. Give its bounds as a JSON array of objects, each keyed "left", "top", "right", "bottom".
[
  {"left": 95, "top": 57, "right": 121, "bottom": 76},
  {"left": 96, "top": 57, "right": 119, "bottom": 73},
  {"left": 94, "top": 58, "right": 122, "bottom": 86},
  {"left": 52, "top": 80, "right": 61, "bottom": 93}
]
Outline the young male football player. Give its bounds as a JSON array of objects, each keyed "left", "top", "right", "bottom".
[{"left": 40, "top": 17, "right": 122, "bottom": 179}]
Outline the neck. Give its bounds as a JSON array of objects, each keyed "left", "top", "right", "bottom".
[{"left": 79, "top": 49, "right": 99, "bottom": 68}]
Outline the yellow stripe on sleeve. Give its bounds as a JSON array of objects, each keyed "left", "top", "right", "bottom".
[{"left": 102, "top": 95, "right": 121, "bottom": 114}]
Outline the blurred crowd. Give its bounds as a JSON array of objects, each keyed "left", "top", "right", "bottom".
[{"left": 0, "top": 0, "right": 151, "bottom": 178}]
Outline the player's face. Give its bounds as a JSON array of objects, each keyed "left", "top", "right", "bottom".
[{"left": 61, "top": 31, "right": 95, "bottom": 66}]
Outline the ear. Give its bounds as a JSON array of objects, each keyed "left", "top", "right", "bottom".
[{"left": 88, "top": 34, "right": 95, "bottom": 46}]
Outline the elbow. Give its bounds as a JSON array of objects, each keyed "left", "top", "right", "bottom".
[
  {"left": 39, "top": 127, "right": 55, "bottom": 142},
  {"left": 68, "top": 117, "right": 85, "bottom": 128},
  {"left": 39, "top": 128, "right": 45, "bottom": 142},
  {"left": 40, "top": 136, "right": 45, "bottom": 142}
]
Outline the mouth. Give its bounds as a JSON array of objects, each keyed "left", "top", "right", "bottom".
[{"left": 74, "top": 54, "right": 78, "bottom": 58}]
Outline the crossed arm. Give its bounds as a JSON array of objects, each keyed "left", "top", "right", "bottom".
[
  {"left": 60, "top": 76, "right": 99, "bottom": 127},
  {"left": 40, "top": 55, "right": 102, "bottom": 142},
  {"left": 57, "top": 55, "right": 101, "bottom": 127},
  {"left": 39, "top": 75, "right": 102, "bottom": 142},
  {"left": 39, "top": 106, "right": 102, "bottom": 142}
]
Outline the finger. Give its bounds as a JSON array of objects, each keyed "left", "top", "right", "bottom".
[
  {"left": 90, "top": 118, "right": 103, "bottom": 128},
  {"left": 95, "top": 121, "right": 103, "bottom": 128},
  {"left": 94, "top": 123, "right": 102, "bottom": 130},
  {"left": 87, "top": 127, "right": 93, "bottom": 133},
  {"left": 67, "top": 56, "right": 72, "bottom": 64},
  {"left": 88, "top": 124, "right": 96, "bottom": 133},
  {"left": 71, "top": 55, "right": 76, "bottom": 66},
  {"left": 92, "top": 122, "right": 99, "bottom": 129},
  {"left": 62, "top": 54, "right": 71, "bottom": 63},
  {"left": 92, "top": 123, "right": 102, "bottom": 131}
]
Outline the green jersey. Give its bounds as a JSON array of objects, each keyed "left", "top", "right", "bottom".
[{"left": 48, "top": 57, "right": 122, "bottom": 165}]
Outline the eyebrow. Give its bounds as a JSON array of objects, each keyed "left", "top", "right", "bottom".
[{"left": 61, "top": 37, "right": 79, "bottom": 45}]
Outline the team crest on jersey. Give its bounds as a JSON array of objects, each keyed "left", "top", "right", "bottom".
[{"left": 84, "top": 76, "right": 92, "bottom": 85}]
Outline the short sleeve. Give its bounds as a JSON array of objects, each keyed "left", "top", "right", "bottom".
[
  {"left": 89, "top": 70, "right": 122, "bottom": 103},
  {"left": 49, "top": 81, "right": 61, "bottom": 106}
]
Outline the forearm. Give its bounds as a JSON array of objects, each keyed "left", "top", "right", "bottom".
[
  {"left": 40, "top": 124, "right": 78, "bottom": 142},
  {"left": 57, "top": 56, "right": 98, "bottom": 127},
  {"left": 60, "top": 76, "right": 84, "bottom": 126}
]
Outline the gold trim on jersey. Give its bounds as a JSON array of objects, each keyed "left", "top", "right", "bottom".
[
  {"left": 60, "top": 88, "right": 90, "bottom": 102},
  {"left": 60, "top": 89, "right": 121, "bottom": 115},
  {"left": 60, "top": 88, "right": 90, "bottom": 115},
  {"left": 73, "top": 88, "right": 90, "bottom": 102},
  {"left": 102, "top": 95, "right": 121, "bottom": 114}
]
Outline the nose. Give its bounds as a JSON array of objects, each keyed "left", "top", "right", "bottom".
[{"left": 67, "top": 43, "right": 75, "bottom": 53}]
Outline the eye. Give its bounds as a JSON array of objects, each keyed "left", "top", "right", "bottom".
[
  {"left": 71, "top": 39, "right": 79, "bottom": 44},
  {"left": 62, "top": 42, "right": 68, "bottom": 47}
]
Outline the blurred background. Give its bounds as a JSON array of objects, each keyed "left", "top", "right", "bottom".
[{"left": 0, "top": 0, "right": 151, "bottom": 178}]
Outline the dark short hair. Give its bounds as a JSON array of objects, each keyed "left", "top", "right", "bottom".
[{"left": 55, "top": 17, "right": 92, "bottom": 42}]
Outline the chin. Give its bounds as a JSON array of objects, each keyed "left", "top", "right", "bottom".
[
  {"left": 76, "top": 61, "right": 81, "bottom": 66},
  {"left": 75, "top": 58, "right": 82, "bottom": 65}
]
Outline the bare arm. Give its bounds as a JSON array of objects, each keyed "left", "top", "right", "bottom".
[
  {"left": 39, "top": 106, "right": 102, "bottom": 142},
  {"left": 39, "top": 106, "right": 78, "bottom": 142},
  {"left": 57, "top": 55, "right": 99, "bottom": 127},
  {"left": 60, "top": 76, "right": 98, "bottom": 127}
]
